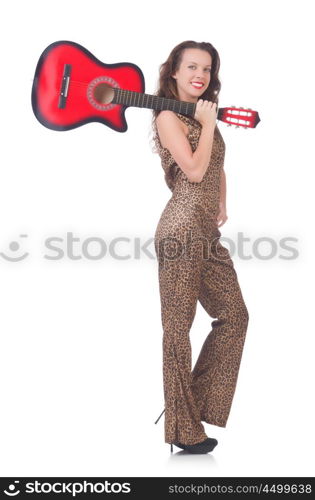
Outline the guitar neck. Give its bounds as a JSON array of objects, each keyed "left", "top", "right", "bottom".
[{"left": 112, "top": 88, "right": 200, "bottom": 118}]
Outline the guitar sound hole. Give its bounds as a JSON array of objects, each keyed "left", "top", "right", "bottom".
[{"left": 93, "top": 83, "right": 114, "bottom": 104}]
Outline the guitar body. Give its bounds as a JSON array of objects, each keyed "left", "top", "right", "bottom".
[{"left": 32, "top": 40, "right": 145, "bottom": 132}]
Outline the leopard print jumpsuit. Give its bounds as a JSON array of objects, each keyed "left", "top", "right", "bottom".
[{"left": 153, "top": 112, "right": 249, "bottom": 445}]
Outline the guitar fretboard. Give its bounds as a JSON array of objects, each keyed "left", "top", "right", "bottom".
[{"left": 113, "top": 88, "right": 196, "bottom": 117}]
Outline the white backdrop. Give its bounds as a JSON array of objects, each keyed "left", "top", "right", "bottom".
[{"left": 1, "top": 0, "right": 314, "bottom": 477}]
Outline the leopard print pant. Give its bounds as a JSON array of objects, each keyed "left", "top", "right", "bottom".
[{"left": 153, "top": 113, "right": 249, "bottom": 445}]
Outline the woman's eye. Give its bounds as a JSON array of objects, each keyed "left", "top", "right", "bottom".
[{"left": 188, "top": 66, "right": 211, "bottom": 72}]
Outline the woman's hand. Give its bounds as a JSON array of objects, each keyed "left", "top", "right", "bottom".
[
  {"left": 194, "top": 99, "right": 217, "bottom": 128},
  {"left": 216, "top": 201, "right": 228, "bottom": 227}
]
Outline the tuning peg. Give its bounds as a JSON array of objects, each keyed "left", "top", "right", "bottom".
[
  {"left": 231, "top": 105, "right": 235, "bottom": 108},
  {"left": 227, "top": 123, "right": 232, "bottom": 126},
  {"left": 239, "top": 106, "right": 244, "bottom": 109}
]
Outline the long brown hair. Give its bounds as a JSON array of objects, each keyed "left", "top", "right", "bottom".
[{"left": 150, "top": 40, "right": 221, "bottom": 152}]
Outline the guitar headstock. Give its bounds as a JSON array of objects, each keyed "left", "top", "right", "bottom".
[{"left": 218, "top": 106, "right": 261, "bottom": 129}]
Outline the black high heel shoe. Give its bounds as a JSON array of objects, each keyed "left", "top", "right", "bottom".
[
  {"left": 155, "top": 408, "right": 218, "bottom": 454},
  {"left": 171, "top": 438, "right": 218, "bottom": 454}
]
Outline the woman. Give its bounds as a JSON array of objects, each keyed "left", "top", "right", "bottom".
[{"left": 152, "top": 40, "right": 249, "bottom": 454}]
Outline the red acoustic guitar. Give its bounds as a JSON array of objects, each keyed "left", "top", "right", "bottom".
[{"left": 31, "top": 40, "right": 260, "bottom": 132}]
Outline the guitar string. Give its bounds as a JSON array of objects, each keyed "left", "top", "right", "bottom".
[
  {"left": 69, "top": 81, "right": 168, "bottom": 101},
  {"left": 60, "top": 82, "right": 251, "bottom": 126},
  {"left": 68, "top": 82, "right": 207, "bottom": 108},
  {"left": 68, "top": 82, "right": 193, "bottom": 109},
  {"left": 68, "top": 82, "right": 172, "bottom": 105},
  {"left": 65, "top": 82, "right": 248, "bottom": 109},
  {"left": 69, "top": 81, "right": 186, "bottom": 100},
  {"left": 68, "top": 83, "right": 166, "bottom": 103}
]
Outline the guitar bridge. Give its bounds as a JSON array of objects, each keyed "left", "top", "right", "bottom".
[{"left": 58, "top": 64, "right": 72, "bottom": 109}]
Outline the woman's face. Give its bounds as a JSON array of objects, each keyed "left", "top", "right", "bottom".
[{"left": 172, "top": 48, "right": 212, "bottom": 103}]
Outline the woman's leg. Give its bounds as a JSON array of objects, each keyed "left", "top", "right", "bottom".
[
  {"left": 191, "top": 234, "right": 249, "bottom": 427},
  {"left": 155, "top": 230, "right": 209, "bottom": 445}
]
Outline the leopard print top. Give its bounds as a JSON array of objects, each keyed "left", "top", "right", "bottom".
[{"left": 153, "top": 113, "right": 225, "bottom": 222}]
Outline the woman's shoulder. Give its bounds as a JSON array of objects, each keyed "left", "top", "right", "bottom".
[
  {"left": 155, "top": 111, "right": 190, "bottom": 146},
  {"left": 155, "top": 110, "right": 186, "bottom": 125}
]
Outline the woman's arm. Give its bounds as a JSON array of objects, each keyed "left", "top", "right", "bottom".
[
  {"left": 219, "top": 168, "right": 226, "bottom": 207},
  {"left": 155, "top": 110, "right": 215, "bottom": 183},
  {"left": 217, "top": 168, "right": 228, "bottom": 227}
]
